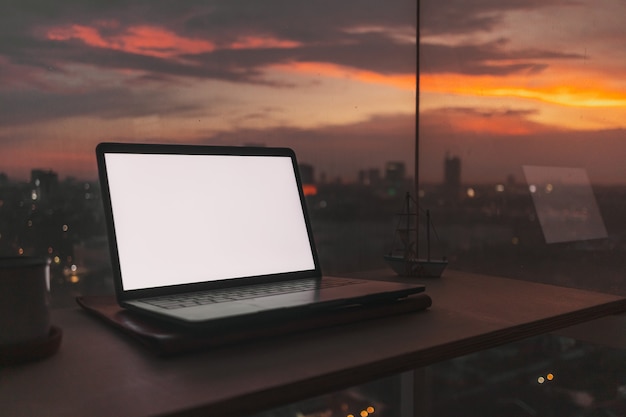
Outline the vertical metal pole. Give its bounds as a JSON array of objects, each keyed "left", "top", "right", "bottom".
[
  {"left": 411, "top": 4, "right": 434, "bottom": 416},
  {"left": 415, "top": 0, "right": 420, "bottom": 259}
]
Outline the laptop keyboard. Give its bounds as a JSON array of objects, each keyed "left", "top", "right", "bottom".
[{"left": 142, "top": 277, "right": 361, "bottom": 310}]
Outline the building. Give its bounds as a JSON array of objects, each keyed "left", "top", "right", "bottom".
[
  {"left": 358, "top": 168, "right": 381, "bottom": 187},
  {"left": 298, "top": 163, "right": 315, "bottom": 185},
  {"left": 444, "top": 154, "right": 461, "bottom": 189},
  {"left": 31, "top": 169, "right": 59, "bottom": 204},
  {"left": 385, "top": 162, "right": 406, "bottom": 183}
]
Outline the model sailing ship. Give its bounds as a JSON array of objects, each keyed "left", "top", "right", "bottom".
[{"left": 384, "top": 192, "right": 448, "bottom": 277}]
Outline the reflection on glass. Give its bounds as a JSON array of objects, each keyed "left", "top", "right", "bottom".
[
  {"left": 420, "top": 1, "right": 626, "bottom": 295},
  {"left": 523, "top": 166, "right": 607, "bottom": 244}
]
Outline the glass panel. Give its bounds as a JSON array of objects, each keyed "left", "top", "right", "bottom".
[
  {"left": 429, "top": 332, "right": 626, "bottom": 417},
  {"left": 0, "top": 1, "right": 417, "bottom": 306},
  {"left": 419, "top": 1, "right": 626, "bottom": 295},
  {"left": 248, "top": 374, "right": 409, "bottom": 417}
]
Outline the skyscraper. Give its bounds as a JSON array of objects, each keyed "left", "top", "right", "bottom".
[
  {"left": 444, "top": 154, "right": 461, "bottom": 188},
  {"left": 385, "top": 162, "right": 406, "bottom": 182},
  {"left": 444, "top": 154, "right": 461, "bottom": 202}
]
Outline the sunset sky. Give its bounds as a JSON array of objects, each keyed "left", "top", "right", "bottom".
[
  {"left": 1, "top": 0, "right": 626, "bottom": 184},
  {"left": 420, "top": 0, "right": 626, "bottom": 184}
]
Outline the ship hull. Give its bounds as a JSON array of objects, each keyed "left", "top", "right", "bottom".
[{"left": 383, "top": 255, "right": 447, "bottom": 278}]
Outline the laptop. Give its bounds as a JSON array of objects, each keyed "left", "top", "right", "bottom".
[{"left": 96, "top": 142, "right": 425, "bottom": 328}]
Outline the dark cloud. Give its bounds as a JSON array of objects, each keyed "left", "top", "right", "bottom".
[
  {"left": 182, "top": 0, "right": 416, "bottom": 43},
  {"left": 0, "top": 87, "right": 199, "bottom": 125},
  {"left": 114, "top": 113, "right": 417, "bottom": 181},
  {"left": 0, "top": 0, "right": 416, "bottom": 79},
  {"left": 421, "top": 39, "right": 584, "bottom": 76},
  {"left": 420, "top": 0, "right": 580, "bottom": 37},
  {"left": 419, "top": 1, "right": 584, "bottom": 76},
  {"left": 429, "top": 107, "right": 540, "bottom": 119},
  {"left": 189, "top": 33, "right": 416, "bottom": 77},
  {"left": 0, "top": 0, "right": 416, "bottom": 125}
]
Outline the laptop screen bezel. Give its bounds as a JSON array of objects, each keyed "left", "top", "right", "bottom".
[{"left": 96, "top": 142, "right": 322, "bottom": 302}]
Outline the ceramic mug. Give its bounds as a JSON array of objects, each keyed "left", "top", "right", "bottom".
[{"left": 0, "top": 257, "right": 51, "bottom": 346}]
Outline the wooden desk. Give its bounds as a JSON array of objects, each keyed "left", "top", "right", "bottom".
[{"left": 2, "top": 270, "right": 626, "bottom": 417}]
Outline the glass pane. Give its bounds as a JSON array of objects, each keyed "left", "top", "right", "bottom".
[
  {"left": 429, "top": 332, "right": 626, "bottom": 417},
  {"left": 420, "top": 1, "right": 626, "bottom": 295},
  {"left": 0, "top": 1, "right": 417, "bottom": 306},
  {"left": 248, "top": 374, "right": 408, "bottom": 417}
]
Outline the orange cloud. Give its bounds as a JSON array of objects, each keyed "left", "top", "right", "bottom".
[
  {"left": 229, "top": 36, "right": 301, "bottom": 50},
  {"left": 421, "top": 70, "right": 626, "bottom": 108},
  {"left": 273, "top": 61, "right": 415, "bottom": 91},
  {"left": 421, "top": 105, "right": 554, "bottom": 136},
  {"left": 47, "top": 24, "right": 216, "bottom": 58},
  {"left": 46, "top": 23, "right": 305, "bottom": 60},
  {"left": 48, "top": 25, "right": 109, "bottom": 48}
]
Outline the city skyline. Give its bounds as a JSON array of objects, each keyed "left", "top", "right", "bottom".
[{"left": 2, "top": 2, "right": 626, "bottom": 184}]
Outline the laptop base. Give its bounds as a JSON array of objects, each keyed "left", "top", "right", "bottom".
[{"left": 77, "top": 293, "right": 432, "bottom": 356}]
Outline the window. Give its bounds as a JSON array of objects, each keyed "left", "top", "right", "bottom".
[
  {"left": 0, "top": 1, "right": 417, "bottom": 306},
  {"left": 420, "top": 0, "right": 626, "bottom": 295},
  {"left": 416, "top": 3, "right": 626, "bottom": 416}
]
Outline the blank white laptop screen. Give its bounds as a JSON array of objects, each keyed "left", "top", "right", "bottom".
[{"left": 104, "top": 153, "right": 316, "bottom": 291}]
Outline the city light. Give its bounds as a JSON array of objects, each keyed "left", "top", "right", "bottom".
[
  {"left": 466, "top": 187, "right": 476, "bottom": 198},
  {"left": 302, "top": 184, "right": 317, "bottom": 196},
  {"left": 545, "top": 183, "right": 554, "bottom": 193},
  {"left": 538, "top": 373, "right": 555, "bottom": 384},
  {"left": 529, "top": 184, "right": 537, "bottom": 193},
  {"left": 495, "top": 184, "right": 505, "bottom": 192},
  {"left": 344, "top": 405, "right": 375, "bottom": 417}
]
